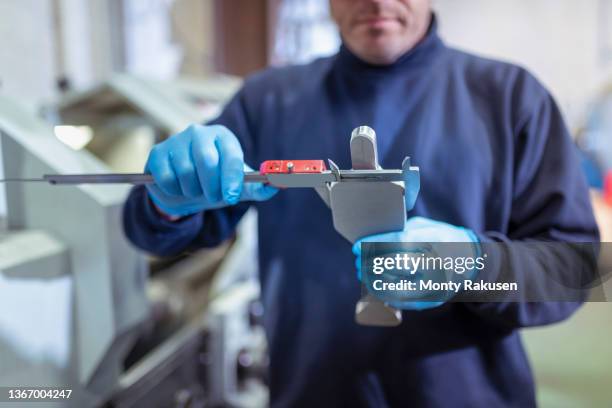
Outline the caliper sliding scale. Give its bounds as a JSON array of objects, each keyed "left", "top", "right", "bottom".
[{"left": 1, "top": 126, "right": 420, "bottom": 327}]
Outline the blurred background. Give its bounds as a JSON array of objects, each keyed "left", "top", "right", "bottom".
[{"left": 0, "top": 0, "right": 612, "bottom": 407}]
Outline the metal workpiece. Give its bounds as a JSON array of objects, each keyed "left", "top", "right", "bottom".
[
  {"left": 355, "top": 294, "right": 403, "bottom": 327},
  {"left": 316, "top": 126, "right": 421, "bottom": 327},
  {"left": 329, "top": 181, "right": 406, "bottom": 242},
  {"left": 350, "top": 126, "right": 379, "bottom": 170}
]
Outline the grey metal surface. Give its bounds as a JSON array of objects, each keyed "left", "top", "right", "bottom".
[
  {"left": 206, "top": 282, "right": 268, "bottom": 408},
  {"left": 329, "top": 181, "right": 406, "bottom": 242},
  {"left": 350, "top": 126, "right": 379, "bottom": 170},
  {"left": 111, "top": 322, "right": 207, "bottom": 408}
]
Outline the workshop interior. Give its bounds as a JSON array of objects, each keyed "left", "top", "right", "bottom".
[{"left": 1, "top": 0, "right": 612, "bottom": 407}]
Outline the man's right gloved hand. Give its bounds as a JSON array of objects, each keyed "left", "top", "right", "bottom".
[{"left": 145, "top": 124, "right": 278, "bottom": 217}]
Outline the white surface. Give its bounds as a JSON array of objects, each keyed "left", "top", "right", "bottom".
[
  {"left": 0, "top": 0, "right": 57, "bottom": 104},
  {"left": 434, "top": 0, "right": 612, "bottom": 131},
  {"left": 272, "top": 0, "right": 340, "bottom": 65},
  {"left": 0, "top": 231, "right": 66, "bottom": 274},
  {"left": 0, "top": 273, "right": 73, "bottom": 368},
  {"left": 123, "top": 0, "right": 182, "bottom": 79},
  {"left": 57, "top": 0, "right": 96, "bottom": 89},
  {"left": 0, "top": 136, "right": 5, "bottom": 224}
]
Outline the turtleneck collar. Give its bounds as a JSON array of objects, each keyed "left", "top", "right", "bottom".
[{"left": 334, "top": 13, "right": 444, "bottom": 77}]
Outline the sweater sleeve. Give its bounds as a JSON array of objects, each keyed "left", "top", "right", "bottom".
[{"left": 464, "top": 72, "right": 600, "bottom": 329}]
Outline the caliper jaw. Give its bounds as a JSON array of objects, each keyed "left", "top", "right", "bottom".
[
  {"left": 328, "top": 159, "right": 341, "bottom": 181},
  {"left": 402, "top": 156, "right": 420, "bottom": 211}
]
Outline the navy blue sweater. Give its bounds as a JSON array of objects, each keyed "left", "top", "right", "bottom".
[{"left": 124, "top": 19, "right": 599, "bottom": 407}]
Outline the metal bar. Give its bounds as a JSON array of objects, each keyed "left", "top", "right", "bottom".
[
  {"left": 337, "top": 170, "right": 403, "bottom": 182},
  {"left": 0, "top": 178, "right": 46, "bottom": 183},
  {"left": 41, "top": 173, "right": 268, "bottom": 185},
  {"left": 0, "top": 169, "right": 405, "bottom": 186},
  {"left": 43, "top": 173, "right": 154, "bottom": 184}
]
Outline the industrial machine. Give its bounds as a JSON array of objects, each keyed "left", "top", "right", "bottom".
[
  {"left": 0, "top": 74, "right": 268, "bottom": 408},
  {"left": 0, "top": 94, "right": 148, "bottom": 407}
]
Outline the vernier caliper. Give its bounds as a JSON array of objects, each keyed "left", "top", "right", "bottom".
[{"left": 0, "top": 161, "right": 406, "bottom": 187}]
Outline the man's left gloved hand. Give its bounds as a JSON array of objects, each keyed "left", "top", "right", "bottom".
[{"left": 352, "top": 216, "right": 480, "bottom": 310}]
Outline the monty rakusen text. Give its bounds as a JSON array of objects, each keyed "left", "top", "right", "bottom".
[{"left": 368, "top": 252, "right": 518, "bottom": 293}]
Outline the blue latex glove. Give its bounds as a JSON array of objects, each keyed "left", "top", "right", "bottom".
[
  {"left": 145, "top": 124, "right": 278, "bottom": 217},
  {"left": 352, "top": 216, "right": 480, "bottom": 310}
]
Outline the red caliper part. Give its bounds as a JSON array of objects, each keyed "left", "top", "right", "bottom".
[{"left": 259, "top": 160, "right": 327, "bottom": 174}]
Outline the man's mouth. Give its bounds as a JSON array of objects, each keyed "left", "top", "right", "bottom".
[{"left": 355, "top": 16, "right": 399, "bottom": 29}]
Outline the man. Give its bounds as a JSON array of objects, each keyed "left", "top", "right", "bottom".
[{"left": 123, "top": 0, "right": 599, "bottom": 406}]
